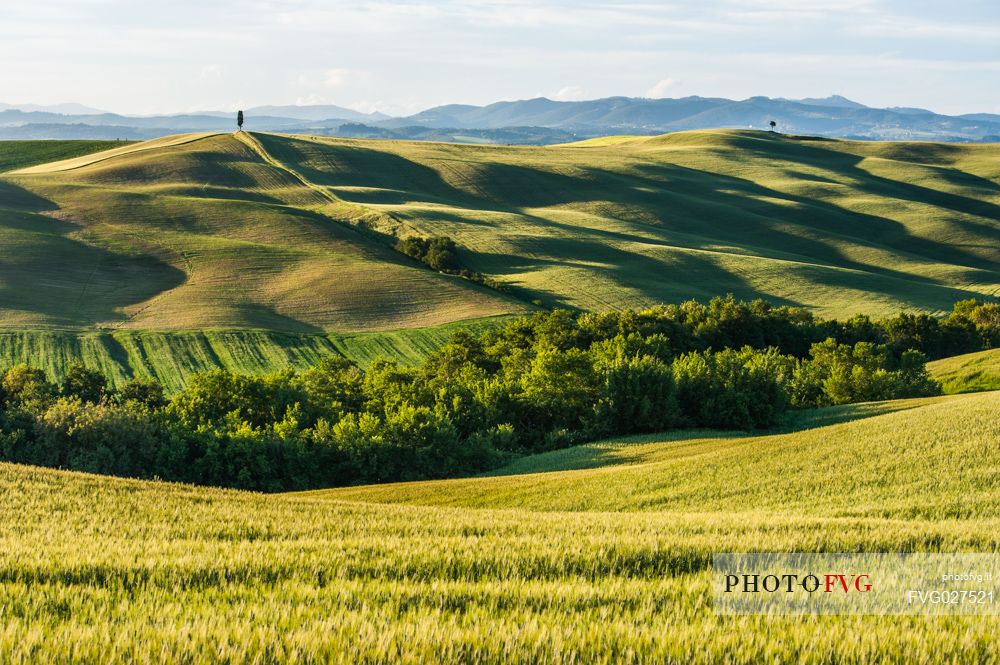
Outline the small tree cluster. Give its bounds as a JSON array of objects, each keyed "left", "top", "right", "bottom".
[{"left": 395, "top": 236, "right": 461, "bottom": 271}]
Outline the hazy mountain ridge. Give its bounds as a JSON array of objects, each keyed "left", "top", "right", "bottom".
[
  {"left": 1, "top": 95, "right": 998, "bottom": 143},
  {"left": 386, "top": 95, "right": 1000, "bottom": 141}
]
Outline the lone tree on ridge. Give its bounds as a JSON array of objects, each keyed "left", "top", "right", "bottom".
[
  {"left": 237, "top": 110, "right": 244, "bottom": 131},
  {"left": 769, "top": 120, "right": 777, "bottom": 132}
]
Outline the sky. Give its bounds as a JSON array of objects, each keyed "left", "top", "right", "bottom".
[{"left": 1, "top": 0, "right": 998, "bottom": 117}]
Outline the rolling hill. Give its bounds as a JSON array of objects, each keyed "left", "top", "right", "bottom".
[
  {"left": 251, "top": 129, "right": 1000, "bottom": 316},
  {"left": 1, "top": 391, "right": 996, "bottom": 662},
  {"left": 928, "top": 348, "right": 1000, "bottom": 394},
  {"left": 2, "top": 130, "right": 999, "bottom": 384},
  {"left": 5, "top": 133, "right": 517, "bottom": 332},
  {"left": 308, "top": 392, "right": 1000, "bottom": 515}
]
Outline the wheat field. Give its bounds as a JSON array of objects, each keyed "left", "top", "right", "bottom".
[
  {"left": 928, "top": 348, "right": 1000, "bottom": 394},
  {"left": 1, "top": 391, "right": 996, "bottom": 663}
]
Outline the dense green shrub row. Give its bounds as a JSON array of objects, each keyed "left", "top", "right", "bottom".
[{"left": 3, "top": 295, "right": 994, "bottom": 491}]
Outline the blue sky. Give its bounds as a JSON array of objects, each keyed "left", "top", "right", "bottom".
[{"left": 2, "top": 0, "right": 998, "bottom": 116}]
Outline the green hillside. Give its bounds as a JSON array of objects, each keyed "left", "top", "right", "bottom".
[
  {"left": 255, "top": 130, "right": 1000, "bottom": 317},
  {"left": 3, "top": 133, "right": 520, "bottom": 333},
  {"left": 0, "top": 139, "right": 130, "bottom": 173},
  {"left": 0, "top": 316, "right": 509, "bottom": 391},
  {"left": 928, "top": 347, "right": 1000, "bottom": 393},
  {"left": 308, "top": 392, "right": 1000, "bottom": 515},
  {"left": 2, "top": 130, "right": 999, "bottom": 382},
  {"left": 6, "top": 130, "right": 1000, "bottom": 327},
  {"left": 1, "top": 391, "right": 996, "bottom": 662}
]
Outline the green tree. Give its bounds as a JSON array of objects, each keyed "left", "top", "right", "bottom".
[
  {"left": 520, "top": 347, "right": 601, "bottom": 434},
  {"left": 2, "top": 365, "right": 56, "bottom": 407},
  {"left": 116, "top": 378, "right": 167, "bottom": 409},
  {"left": 62, "top": 361, "right": 107, "bottom": 403}
]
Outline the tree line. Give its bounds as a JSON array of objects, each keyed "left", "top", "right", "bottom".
[{"left": 1, "top": 296, "right": 997, "bottom": 492}]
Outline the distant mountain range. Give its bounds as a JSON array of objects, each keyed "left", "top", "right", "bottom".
[
  {"left": 1, "top": 96, "right": 998, "bottom": 144},
  {"left": 0, "top": 102, "right": 109, "bottom": 115}
]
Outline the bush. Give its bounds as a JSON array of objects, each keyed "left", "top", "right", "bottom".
[
  {"left": 34, "top": 398, "right": 165, "bottom": 475},
  {"left": 673, "top": 347, "right": 792, "bottom": 430},
  {"left": 61, "top": 361, "right": 107, "bottom": 403},
  {"left": 2, "top": 365, "right": 56, "bottom": 407},
  {"left": 396, "top": 236, "right": 461, "bottom": 271},
  {"left": 520, "top": 347, "right": 602, "bottom": 435},
  {"left": 168, "top": 370, "right": 305, "bottom": 430},
  {"left": 116, "top": 378, "right": 167, "bottom": 409},
  {"left": 591, "top": 338, "right": 680, "bottom": 434},
  {"left": 793, "top": 339, "right": 940, "bottom": 407}
]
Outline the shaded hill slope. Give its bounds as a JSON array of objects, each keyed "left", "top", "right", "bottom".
[{"left": 929, "top": 348, "right": 1000, "bottom": 394}]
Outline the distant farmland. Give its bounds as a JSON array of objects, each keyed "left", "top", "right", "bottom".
[{"left": 2, "top": 130, "right": 999, "bottom": 382}]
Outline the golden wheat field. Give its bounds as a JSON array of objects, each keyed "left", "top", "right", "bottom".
[{"left": 1, "top": 391, "right": 997, "bottom": 663}]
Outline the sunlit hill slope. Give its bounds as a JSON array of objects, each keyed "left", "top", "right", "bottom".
[{"left": 1, "top": 129, "right": 999, "bottom": 383}]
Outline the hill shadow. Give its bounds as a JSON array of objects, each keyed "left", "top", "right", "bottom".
[
  {"left": 270, "top": 135, "right": 998, "bottom": 270},
  {"left": 486, "top": 398, "right": 931, "bottom": 477},
  {"left": 230, "top": 304, "right": 328, "bottom": 334},
  {"left": 565, "top": 158, "right": 999, "bottom": 290},
  {"left": 157, "top": 185, "right": 287, "bottom": 205},
  {"left": 381, "top": 157, "right": 997, "bottom": 309},
  {"left": 0, "top": 178, "right": 57, "bottom": 212},
  {"left": 258, "top": 134, "right": 468, "bottom": 204},
  {"left": 713, "top": 133, "right": 1000, "bottom": 227},
  {"left": 0, "top": 181, "right": 187, "bottom": 328},
  {"left": 77, "top": 147, "right": 285, "bottom": 191}
]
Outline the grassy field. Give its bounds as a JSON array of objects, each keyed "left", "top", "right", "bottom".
[
  {"left": 0, "top": 391, "right": 996, "bottom": 662},
  {"left": 0, "top": 140, "right": 131, "bottom": 173},
  {"left": 0, "top": 316, "right": 510, "bottom": 391},
  {"left": 2, "top": 133, "right": 996, "bottom": 663},
  {"left": 928, "top": 348, "right": 1000, "bottom": 394},
  {"left": 2, "top": 131, "right": 999, "bottom": 332},
  {"left": 2, "top": 130, "right": 999, "bottom": 382},
  {"left": 257, "top": 130, "right": 1000, "bottom": 317},
  {"left": 311, "top": 392, "right": 999, "bottom": 514},
  {"left": 1, "top": 134, "right": 524, "bottom": 334}
]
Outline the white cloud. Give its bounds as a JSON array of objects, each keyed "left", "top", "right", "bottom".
[
  {"left": 646, "top": 78, "right": 677, "bottom": 98},
  {"left": 552, "top": 85, "right": 585, "bottom": 100}
]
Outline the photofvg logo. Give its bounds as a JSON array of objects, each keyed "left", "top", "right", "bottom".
[
  {"left": 713, "top": 553, "right": 999, "bottom": 615},
  {"left": 724, "top": 570, "right": 872, "bottom": 594}
]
